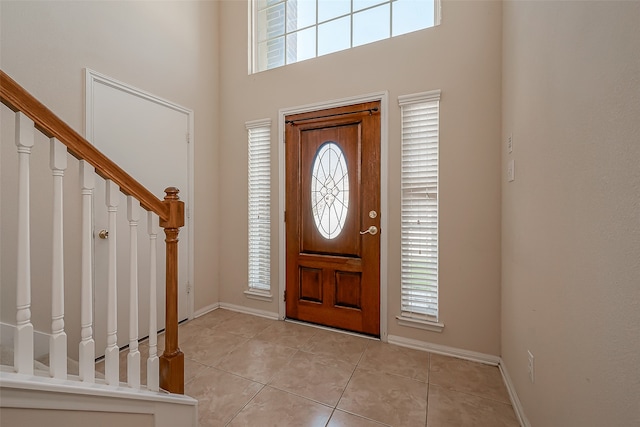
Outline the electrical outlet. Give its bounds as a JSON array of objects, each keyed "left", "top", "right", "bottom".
[
  {"left": 527, "top": 350, "right": 535, "bottom": 383},
  {"left": 508, "top": 134, "right": 513, "bottom": 153}
]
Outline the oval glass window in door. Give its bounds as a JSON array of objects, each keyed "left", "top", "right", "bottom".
[{"left": 311, "top": 142, "right": 350, "bottom": 239}]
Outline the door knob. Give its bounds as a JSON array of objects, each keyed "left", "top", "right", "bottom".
[
  {"left": 98, "top": 229, "right": 109, "bottom": 239},
  {"left": 360, "top": 225, "right": 378, "bottom": 235}
]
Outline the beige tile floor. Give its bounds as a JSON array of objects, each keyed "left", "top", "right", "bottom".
[{"left": 102, "top": 309, "right": 521, "bottom": 427}]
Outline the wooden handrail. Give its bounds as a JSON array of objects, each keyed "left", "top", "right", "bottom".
[
  {"left": 1, "top": 69, "right": 184, "bottom": 394},
  {"left": 0, "top": 70, "right": 169, "bottom": 221}
]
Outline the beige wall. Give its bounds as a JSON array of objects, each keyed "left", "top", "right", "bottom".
[
  {"left": 218, "top": 1, "right": 503, "bottom": 354},
  {"left": 0, "top": 1, "right": 220, "bottom": 353},
  {"left": 501, "top": 1, "right": 640, "bottom": 425}
]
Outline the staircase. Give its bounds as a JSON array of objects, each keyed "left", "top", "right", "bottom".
[{"left": 0, "top": 70, "right": 197, "bottom": 426}]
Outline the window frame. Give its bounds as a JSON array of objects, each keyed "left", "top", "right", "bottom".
[
  {"left": 396, "top": 90, "right": 444, "bottom": 332},
  {"left": 245, "top": 119, "right": 273, "bottom": 301},
  {"left": 249, "top": 0, "right": 442, "bottom": 74}
]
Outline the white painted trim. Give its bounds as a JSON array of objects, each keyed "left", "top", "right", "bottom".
[
  {"left": 379, "top": 93, "right": 390, "bottom": 343},
  {"left": 435, "top": 0, "right": 443, "bottom": 26},
  {"left": 387, "top": 335, "right": 501, "bottom": 366},
  {"left": 218, "top": 302, "right": 279, "bottom": 320},
  {"left": 243, "top": 289, "right": 274, "bottom": 302},
  {"left": 0, "top": 372, "right": 197, "bottom": 427},
  {"left": 186, "top": 111, "right": 195, "bottom": 320},
  {"left": 247, "top": 0, "right": 256, "bottom": 75},
  {"left": 395, "top": 315, "right": 444, "bottom": 332},
  {"left": 499, "top": 359, "right": 531, "bottom": 427},
  {"left": 84, "top": 68, "right": 195, "bottom": 321},
  {"left": 278, "top": 91, "right": 390, "bottom": 340},
  {"left": 245, "top": 118, "right": 271, "bottom": 129},
  {"left": 193, "top": 303, "right": 220, "bottom": 319},
  {"left": 278, "top": 106, "right": 287, "bottom": 321},
  {"left": 398, "top": 89, "right": 441, "bottom": 106},
  {"left": 0, "top": 372, "right": 197, "bottom": 407}
]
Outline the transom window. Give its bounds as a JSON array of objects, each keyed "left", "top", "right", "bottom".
[{"left": 251, "top": 0, "right": 441, "bottom": 73}]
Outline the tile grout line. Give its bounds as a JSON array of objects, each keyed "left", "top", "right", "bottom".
[
  {"left": 428, "top": 382, "right": 516, "bottom": 407},
  {"left": 324, "top": 408, "right": 337, "bottom": 427},
  {"left": 190, "top": 310, "right": 517, "bottom": 426},
  {"left": 323, "top": 339, "right": 373, "bottom": 425},
  {"left": 188, "top": 311, "right": 340, "bottom": 425},
  {"left": 223, "top": 382, "right": 266, "bottom": 427}
]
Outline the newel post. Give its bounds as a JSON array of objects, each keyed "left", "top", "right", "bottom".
[{"left": 159, "top": 187, "right": 185, "bottom": 394}]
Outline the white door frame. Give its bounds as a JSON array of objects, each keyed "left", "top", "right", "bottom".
[
  {"left": 278, "top": 91, "right": 389, "bottom": 342},
  {"left": 84, "top": 68, "right": 195, "bottom": 320}
]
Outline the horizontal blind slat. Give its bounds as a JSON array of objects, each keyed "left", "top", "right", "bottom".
[
  {"left": 400, "top": 95, "right": 440, "bottom": 320},
  {"left": 248, "top": 122, "right": 271, "bottom": 292}
]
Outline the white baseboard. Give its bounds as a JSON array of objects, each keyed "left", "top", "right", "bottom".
[
  {"left": 387, "top": 334, "right": 501, "bottom": 366},
  {"left": 387, "top": 334, "right": 528, "bottom": 427},
  {"left": 193, "top": 303, "right": 220, "bottom": 318},
  {"left": 217, "top": 302, "right": 279, "bottom": 320},
  {"left": 499, "top": 359, "right": 530, "bottom": 427}
]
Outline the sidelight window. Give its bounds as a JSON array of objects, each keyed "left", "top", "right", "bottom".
[
  {"left": 250, "top": 0, "right": 441, "bottom": 73},
  {"left": 398, "top": 90, "right": 441, "bottom": 327},
  {"left": 247, "top": 119, "right": 272, "bottom": 296}
]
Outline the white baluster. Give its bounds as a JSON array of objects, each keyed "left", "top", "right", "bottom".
[
  {"left": 49, "top": 138, "right": 67, "bottom": 379},
  {"left": 79, "top": 161, "right": 95, "bottom": 383},
  {"left": 14, "top": 113, "right": 35, "bottom": 375},
  {"left": 105, "top": 180, "right": 119, "bottom": 385},
  {"left": 147, "top": 211, "right": 159, "bottom": 392},
  {"left": 127, "top": 196, "right": 140, "bottom": 389}
]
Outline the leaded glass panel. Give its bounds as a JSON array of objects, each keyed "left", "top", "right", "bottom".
[{"left": 311, "top": 142, "right": 349, "bottom": 239}]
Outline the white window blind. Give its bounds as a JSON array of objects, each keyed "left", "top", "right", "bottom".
[
  {"left": 399, "top": 91, "right": 440, "bottom": 321},
  {"left": 247, "top": 119, "right": 272, "bottom": 292}
]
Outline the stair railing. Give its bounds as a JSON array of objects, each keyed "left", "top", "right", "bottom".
[{"left": 0, "top": 69, "right": 185, "bottom": 394}]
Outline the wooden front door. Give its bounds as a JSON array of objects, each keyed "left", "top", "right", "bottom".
[{"left": 285, "top": 101, "right": 381, "bottom": 336}]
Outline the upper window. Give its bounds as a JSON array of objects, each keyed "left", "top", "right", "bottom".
[{"left": 250, "top": 0, "right": 441, "bottom": 73}]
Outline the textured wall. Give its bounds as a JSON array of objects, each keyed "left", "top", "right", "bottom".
[{"left": 501, "top": 1, "right": 640, "bottom": 425}]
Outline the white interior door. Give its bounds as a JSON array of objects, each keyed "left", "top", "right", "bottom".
[{"left": 85, "top": 70, "right": 192, "bottom": 354}]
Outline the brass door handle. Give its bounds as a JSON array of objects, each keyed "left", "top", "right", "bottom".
[
  {"left": 360, "top": 225, "right": 378, "bottom": 235},
  {"left": 98, "top": 229, "right": 109, "bottom": 239}
]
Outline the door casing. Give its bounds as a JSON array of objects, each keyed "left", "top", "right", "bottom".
[
  {"left": 85, "top": 69, "right": 195, "bottom": 339},
  {"left": 278, "top": 91, "right": 389, "bottom": 342}
]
